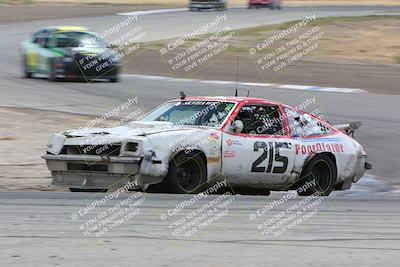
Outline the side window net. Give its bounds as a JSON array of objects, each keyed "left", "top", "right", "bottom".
[{"left": 285, "top": 108, "right": 331, "bottom": 137}]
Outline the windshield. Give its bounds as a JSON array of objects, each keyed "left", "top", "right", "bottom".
[
  {"left": 140, "top": 100, "right": 236, "bottom": 128},
  {"left": 54, "top": 32, "right": 108, "bottom": 48}
]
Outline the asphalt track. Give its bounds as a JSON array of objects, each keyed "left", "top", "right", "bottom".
[
  {"left": 0, "top": 191, "right": 399, "bottom": 266},
  {"left": 0, "top": 6, "right": 400, "bottom": 266}
]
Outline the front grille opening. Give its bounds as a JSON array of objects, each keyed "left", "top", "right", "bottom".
[
  {"left": 63, "top": 144, "right": 121, "bottom": 156},
  {"left": 68, "top": 163, "right": 108, "bottom": 172}
]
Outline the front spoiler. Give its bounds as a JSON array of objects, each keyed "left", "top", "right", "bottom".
[{"left": 42, "top": 154, "right": 140, "bottom": 190}]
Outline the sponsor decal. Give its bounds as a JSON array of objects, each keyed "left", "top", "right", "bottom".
[
  {"left": 224, "top": 151, "right": 236, "bottom": 158},
  {"left": 295, "top": 142, "right": 344, "bottom": 155},
  {"left": 207, "top": 156, "right": 221, "bottom": 164},
  {"left": 226, "top": 139, "right": 233, "bottom": 146},
  {"left": 208, "top": 133, "right": 219, "bottom": 143},
  {"left": 225, "top": 139, "right": 242, "bottom": 147}
]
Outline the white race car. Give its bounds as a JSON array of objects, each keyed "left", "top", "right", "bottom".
[{"left": 42, "top": 96, "right": 371, "bottom": 195}]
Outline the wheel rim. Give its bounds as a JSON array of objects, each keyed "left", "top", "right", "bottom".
[
  {"left": 176, "top": 158, "right": 202, "bottom": 192},
  {"left": 23, "top": 57, "right": 29, "bottom": 75},
  {"left": 311, "top": 160, "right": 332, "bottom": 193}
]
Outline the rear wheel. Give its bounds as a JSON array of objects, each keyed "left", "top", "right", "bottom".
[
  {"left": 166, "top": 152, "right": 207, "bottom": 194},
  {"left": 297, "top": 154, "right": 337, "bottom": 196}
]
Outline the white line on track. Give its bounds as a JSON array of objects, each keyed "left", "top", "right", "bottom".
[
  {"left": 117, "top": 8, "right": 188, "bottom": 16},
  {"left": 117, "top": 6, "right": 246, "bottom": 16},
  {"left": 122, "top": 74, "right": 366, "bottom": 93}
]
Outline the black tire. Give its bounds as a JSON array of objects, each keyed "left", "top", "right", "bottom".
[
  {"left": 297, "top": 154, "right": 337, "bottom": 196},
  {"left": 269, "top": 5, "right": 275, "bottom": 9},
  {"left": 110, "top": 77, "right": 119, "bottom": 83},
  {"left": 166, "top": 151, "right": 207, "bottom": 194},
  {"left": 234, "top": 187, "right": 270, "bottom": 196},
  {"left": 48, "top": 59, "right": 59, "bottom": 82},
  {"left": 69, "top": 188, "right": 106, "bottom": 193},
  {"left": 22, "top": 56, "right": 32, "bottom": 78}
]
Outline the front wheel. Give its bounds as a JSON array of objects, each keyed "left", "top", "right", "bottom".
[
  {"left": 297, "top": 154, "right": 337, "bottom": 196},
  {"left": 69, "top": 188, "right": 106, "bottom": 193},
  {"left": 166, "top": 152, "right": 207, "bottom": 194},
  {"left": 48, "top": 59, "right": 59, "bottom": 82},
  {"left": 110, "top": 77, "right": 119, "bottom": 83},
  {"left": 22, "top": 56, "right": 32, "bottom": 78}
]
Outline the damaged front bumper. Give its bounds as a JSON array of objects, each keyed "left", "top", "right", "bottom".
[{"left": 42, "top": 154, "right": 141, "bottom": 190}]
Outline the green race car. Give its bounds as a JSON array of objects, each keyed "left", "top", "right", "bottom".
[{"left": 21, "top": 26, "right": 120, "bottom": 82}]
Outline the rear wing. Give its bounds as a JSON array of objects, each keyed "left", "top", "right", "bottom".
[{"left": 334, "top": 121, "right": 362, "bottom": 137}]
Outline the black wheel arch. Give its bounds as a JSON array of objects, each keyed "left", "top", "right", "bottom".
[
  {"left": 304, "top": 152, "right": 337, "bottom": 173},
  {"left": 289, "top": 152, "right": 337, "bottom": 190},
  {"left": 169, "top": 148, "right": 208, "bottom": 172},
  {"left": 165, "top": 149, "right": 208, "bottom": 193},
  {"left": 296, "top": 152, "right": 338, "bottom": 196}
]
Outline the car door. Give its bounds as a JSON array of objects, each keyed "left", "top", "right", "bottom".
[
  {"left": 221, "top": 102, "right": 295, "bottom": 186},
  {"left": 25, "top": 30, "right": 45, "bottom": 72},
  {"left": 36, "top": 29, "right": 54, "bottom": 74}
]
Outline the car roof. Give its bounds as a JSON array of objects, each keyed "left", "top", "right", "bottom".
[
  {"left": 171, "top": 96, "right": 282, "bottom": 105},
  {"left": 41, "top": 26, "right": 90, "bottom": 33}
]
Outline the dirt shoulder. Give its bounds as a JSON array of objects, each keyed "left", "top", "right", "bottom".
[
  {"left": 0, "top": 107, "right": 98, "bottom": 191},
  {"left": 0, "top": 4, "right": 167, "bottom": 24},
  {"left": 120, "top": 15, "right": 400, "bottom": 95}
]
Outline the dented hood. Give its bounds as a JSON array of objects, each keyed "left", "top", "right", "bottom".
[{"left": 61, "top": 121, "right": 211, "bottom": 145}]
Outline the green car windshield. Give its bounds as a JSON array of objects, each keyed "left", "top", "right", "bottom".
[
  {"left": 140, "top": 101, "right": 236, "bottom": 128},
  {"left": 54, "top": 32, "right": 108, "bottom": 48}
]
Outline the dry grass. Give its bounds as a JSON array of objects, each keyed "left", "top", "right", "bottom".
[
  {"left": 234, "top": 15, "right": 400, "bottom": 64},
  {"left": 143, "top": 15, "right": 400, "bottom": 64}
]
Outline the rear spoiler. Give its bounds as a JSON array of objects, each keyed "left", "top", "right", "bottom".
[{"left": 334, "top": 121, "right": 362, "bottom": 137}]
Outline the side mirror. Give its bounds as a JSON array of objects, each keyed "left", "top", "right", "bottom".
[
  {"left": 232, "top": 120, "right": 244, "bottom": 133},
  {"left": 299, "top": 114, "right": 312, "bottom": 126}
]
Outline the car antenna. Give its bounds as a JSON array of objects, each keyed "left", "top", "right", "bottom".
[
  {"left": 247, "top": 90, "right": 250, "bottom": 97},
  {"left": 234, "top": 56, "right": 239, "bottom": 97},
  {"left": 180, "top": 91, "right": 186, "bottom": 100}
]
